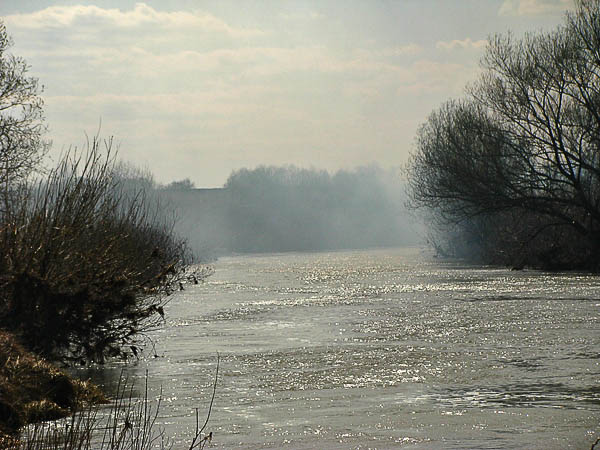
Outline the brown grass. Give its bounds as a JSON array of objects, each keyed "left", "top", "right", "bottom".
[
  {"left": 0, "top": 330, "right": 106, "bottom": 440},
  {"left": 0, "top": 354, "right": 218, "bottom": 450}
]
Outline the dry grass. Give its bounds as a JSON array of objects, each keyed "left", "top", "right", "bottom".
[
  {"left": 8, "top": 361, "right": 218, "bottom": 450},
  {"left": 0, "top": 334, "right": 218, "bottom": 449},
  {"left": 0, "top": 331, "right": 107, "bottom": 441}
]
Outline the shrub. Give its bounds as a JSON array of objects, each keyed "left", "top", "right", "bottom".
[{"left": 0, "top": 137, "right": 191, "bottom": 364}]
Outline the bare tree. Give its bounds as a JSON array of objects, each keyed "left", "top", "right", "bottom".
[
  {"left": 0, "top": 21, "right": 47, "bottom": 187},
  {"left": 408, "top": 0, "right": 600, "bottom": 269}
]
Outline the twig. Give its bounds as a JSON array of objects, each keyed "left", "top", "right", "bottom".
[{"left": 188, "top": 353, "right": 220, "bottom": 450}]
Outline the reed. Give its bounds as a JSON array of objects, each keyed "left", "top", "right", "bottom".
[{"left": 12, "top": 361, "right": 218, "bottom": 450}]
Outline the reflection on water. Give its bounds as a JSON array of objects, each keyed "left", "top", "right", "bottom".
[{"left": 73, "top": 248, "right": 600, "bottom": 449}]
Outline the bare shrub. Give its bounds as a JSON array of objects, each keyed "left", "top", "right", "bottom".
[
  {"left": 14, "top": 362, "right": 219, "bottom": 450},
  {"left": 0, "top": 137, "right": 193, "bottom": 364}
]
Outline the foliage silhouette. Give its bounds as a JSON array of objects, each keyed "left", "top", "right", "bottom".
[
  {"left": 0, "top": 138, "right": 193, "bottom": 363},
  {"left": 408, "top": 0, "right": 600, "bottom": 270}
]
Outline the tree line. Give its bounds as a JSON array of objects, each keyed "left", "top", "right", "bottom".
[
  {"left": 163, "top": 165, "right": 418, "bottom": 255},
  {"left": 408, "top": 0, "right": 600, "bottom": 270}
]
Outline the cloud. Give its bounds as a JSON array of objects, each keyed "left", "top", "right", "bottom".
[
  {"left": 354, "top": 45, "right": 423, "bottom": 59},
  {"left": 20, "top": 43, "right": 423, "bottom": 90},
  {"left": 1, "top": 2, "right": 485, "bottom": 186},
  {"left": 397, "top": 60, "right": 480, "bottom": 95},
  {"left": 436, "top": 38, "right": 488, "bottom": 50},
  {"left": 4, "top": 2, "right": 264, "bottom": 37},
  {"left": 498, "top": 0, "right": 574, "bottom": 16},
  {"left": 279, "top": 11, "right": 324, "bottom": 21}
]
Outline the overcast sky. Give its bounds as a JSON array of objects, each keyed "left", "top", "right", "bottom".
[{"left": 1, "top": 0, "right": 573, "bottom": 187}]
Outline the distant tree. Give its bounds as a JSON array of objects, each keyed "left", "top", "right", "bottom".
[
  {"left": 164, "top": 178, "right": 195, "bottom": 191},
  {"left": 408, "top": 0, "right": 600, "bottom": 269},
  {"left": 0, "top": 21, "right": 47, "bottom": 187},
  {"left": 223, "top": 165, "right": 407, "bottom": 252},
  {"left": 113, "top": 160, "right": 157, "bottom": 193}
]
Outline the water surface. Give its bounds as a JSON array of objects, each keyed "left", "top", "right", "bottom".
[{"left": 78, "top": 247, "right": 600, "bottom": 449}]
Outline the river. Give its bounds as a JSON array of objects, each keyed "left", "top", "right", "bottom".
[{"left": 76, "top": 247, "right": 600, "bottom": 449}]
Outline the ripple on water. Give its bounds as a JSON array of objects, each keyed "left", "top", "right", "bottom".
[{"left": 76, "top": 248, "right": 600, "bottom": 449}]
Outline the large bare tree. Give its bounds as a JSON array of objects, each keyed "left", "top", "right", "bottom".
[{"left": 409, "top": 0, "right": 600, "bottom": 269}]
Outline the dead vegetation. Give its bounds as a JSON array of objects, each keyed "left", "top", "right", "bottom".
[
  {"left": 0, "top": 331, "right": 106, "bottom": 441},
  {"left": 0, "top": 139, "right": 193, "bottom": 364}
]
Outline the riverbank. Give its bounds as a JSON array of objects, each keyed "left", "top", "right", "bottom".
[{"left": 0, "top": 331, "right": 106, "bottom": 446}]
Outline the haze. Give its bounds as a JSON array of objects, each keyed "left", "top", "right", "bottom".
[{"left": 0, "top": 0, "right": 572, "bottom": 187}]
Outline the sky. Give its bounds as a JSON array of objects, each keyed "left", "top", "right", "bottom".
[{"left": 0, "top": 0, "right": 574, "bottom": 187}]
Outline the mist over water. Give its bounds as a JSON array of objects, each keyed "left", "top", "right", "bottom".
[
  {"left": 160, "top": 165, "right": 422, "bottom": 258},
  {"left": 76, "top": 248, "right": 600, "bottom": 449}
]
